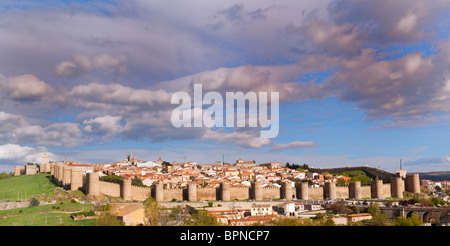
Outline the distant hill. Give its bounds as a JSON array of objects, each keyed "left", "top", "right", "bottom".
[{"left": 417, "top": 171, "right": 450, "bottom": 181}]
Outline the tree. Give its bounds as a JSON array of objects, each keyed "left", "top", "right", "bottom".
[
  {"left": 188, "top": 210, "right": 221, "bottom": 226},
  {"left": 170, "top": 205, "right": 189, "bottom": 226},
  {"left": 143, "top": 197, "right": 172, "bottom": 226},
  {"left": 29, "top": 197, "right": 40, "bottom": 207},
  {"left": 144, "top": 197, "right": 162, "bottom": 226},
  {"left": 367, "top": 202, "right": 390, "bottom": 226},
  {"left": 100, "top": 175, "right": 124, "bottom": 184},
  {"left": 132, "top": 176, "right": 146, "bottom": 187},
  {"left": 94, "top": 204, "right": 123, "bottom": 226},
  {"left": 371, "top": 212, "right": 390, "bottom": 226},
  {"left": 0, "top": 172, "right": 9, "bottom": 179},
  {"left": 329, "top": 201, "right": 347, "bottom": 214},
  {"left": 393, "top": 213, "right": 423, "bottom": 226},
  {"left": 367, "top": 202, "right": 380, "bottom": 215}
]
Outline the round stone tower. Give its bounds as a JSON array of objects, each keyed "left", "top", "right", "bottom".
[
  {"left": 57, "top": 164, "right": 64, "bottom": 185},
  {"left": 282, "top": 180, "right": 293, "bottom": 201},
  {"left": 324, "top": 180, "right": 336, "bottom": 199},
  {"left": 63, "top": 166, "right": 71, "bottom": 188},
  {"left": 297, "top": 182, "right": 309, "bottom": 200},
  {"left": 87, "top": 172, "right": 100, "bottom": 197},
  {"left": 371, "top": 179, "right": 384, "bottom": 198},
  {"left": 252, "top": 181, "right": 263, "bottom": 201},
  {"left": 50, "top": 162, "right": 55, "bottom": 176},
  {"left": 70, "top": 168, "right": 83, "bottom": 191},
  {"left": 188, "top": 183, "right": 197, "bottom": 202},
  {"left": 349, "top": 181, "right": 361, "bottom": 200},
  {"left": 220, "top": 182, "right": 230, "bottom": 201},
  {"left": 390, "top": 176, "right": 404, "bottom": 198},
  {"left": 155, "top": 182, "right": 164, "bottom": 202},
  {"left": 56, "top": 164, "right": 64, "bottom": 185},
  {"left": 406, "top": 173, "right": 420, "bottom": 194},
  {"left": 121, "top": 179, "right": 132, "bottom": 201},
  {"left": 54, "top": 163, "right": 60, "bottom": 182}
]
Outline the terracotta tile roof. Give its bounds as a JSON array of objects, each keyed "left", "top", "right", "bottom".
[{"left": 110, "top": 204, "right": 144, "bottom": 217}]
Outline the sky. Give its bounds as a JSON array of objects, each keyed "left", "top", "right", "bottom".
[{"left": 1, "top": 0, "right": 450, "bottom": 173}]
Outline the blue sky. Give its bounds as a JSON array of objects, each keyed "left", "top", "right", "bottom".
[{"left": 1, "top": 0, "right": 450, "bottom": 173}]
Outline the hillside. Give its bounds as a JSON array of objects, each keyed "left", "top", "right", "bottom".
[
  {"left": 0, "top": 173, "right": 95, "bottom": 226},
  {"left": 417, "top": 171, "right": 450, "bottom": 181},
  {"left": 0, "top": 173, "right": 57, "bottom": 201}
]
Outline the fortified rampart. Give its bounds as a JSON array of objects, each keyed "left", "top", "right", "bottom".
[{"left": 46, "top": 163, "right": 421, "bottom": 202}]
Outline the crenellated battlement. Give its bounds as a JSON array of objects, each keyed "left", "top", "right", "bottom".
[{"left": 262, "top": 186, "right": 279, "bottom": 190}]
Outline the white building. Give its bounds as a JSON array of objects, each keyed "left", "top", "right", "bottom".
[
  {"left": 305, "top": 204, "right": 323, "bottom": 211},
  {"left": 137, "top": 161, "right": 161, "bottom": 168},
  {"left": 251, "top": 204, "right": 274, "bottom": 216}
]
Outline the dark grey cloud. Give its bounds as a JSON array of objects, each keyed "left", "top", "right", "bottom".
[{"left": 327, "top": 0, "right": 448, "bottom": 44}]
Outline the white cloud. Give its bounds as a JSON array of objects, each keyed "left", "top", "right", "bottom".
[
  {"left": 0, "top": 143, "right": 55, "bottom": 164},
  {"left": 0, "top": 74, "right": 53, "bottom": 102},
  {"left": 202, "top": 128, "right": 272, "bottom": 148},
  {"left": 83, "top": 115, "right": 124, "bottom": 140},
  {"left": 0, "top": 111, "right": 85, "bottom": 147},
  {"left": 271, "top": 141, "right": 317, "bottom": 151},
  {"left": 54, "top": 54, "right": 128, "bottom": 77},
  {"left": 64, "top": 83, "right": 172, "bottom": 110}
]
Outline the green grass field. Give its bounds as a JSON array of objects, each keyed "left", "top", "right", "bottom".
[
  {"left": 0, "top": 173, "right": 57, "bottom": 201},
  {"left": 0, "top": 173, "right": 95, "bottom": 226},
  {"left": 0, "top": 202, "right": 94, "bottom": 226}
]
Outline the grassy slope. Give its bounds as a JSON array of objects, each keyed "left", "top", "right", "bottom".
[
  {"left": 0, "top": 174, "right": 94, "bottom": 226},
  {"left": 0, "top": 203, "right": 94, "bottom": 226},
  {"left": 0, "top": 173, "right": 57, "bottom": 201}
]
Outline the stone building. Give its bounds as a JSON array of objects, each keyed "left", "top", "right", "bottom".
[
  {"left": 25, "top": 163, "right": 37, "bottom": 175},
  {"left": 110, "top": 203, "right": 146, "bottom": 226},
  {"left": 234, "top": 159, "right": 256, "bottom": 168},
  {"left": 14, "top": 166, "right": 25, "bottom": 176},
  {"left": 251, "top": 204, "right": 274, "bottom": 216}
]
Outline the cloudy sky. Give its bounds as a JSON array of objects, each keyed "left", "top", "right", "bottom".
[{"left": 1, "top": 0, "right": 450, "bottom": 173}]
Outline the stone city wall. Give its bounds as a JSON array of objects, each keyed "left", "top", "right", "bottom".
[
  {"left": 47, "top": 162, "right": 421, "bottom": 202},
  {"left": 196, "top": 187, "right": 218, "bottom": 201},
  {"left": 98, "top": 181, "right": 120, "bottom": 198},
  {"left": 308, "top": 187, "right": 324, "bottom": 200},
  {"left": 262, "top": 186, "right": 281, "bottom": 200},
  {"left": 336, "top": 186, "right": 349, "bottom": 199},
  {"left": 229, "top": 187, "right": 250, "bottom": 201},
  {"left": 360, "top": 186, "right": 371, "bottom": 198},
  {"left": 131, "top": 185, "right": 152, "bottom": 201}
]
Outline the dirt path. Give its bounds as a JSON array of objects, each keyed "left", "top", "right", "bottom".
[{"left": 0, "top": 209, "right": 84, "bottom": 219}]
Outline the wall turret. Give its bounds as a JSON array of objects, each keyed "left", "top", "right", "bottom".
[
  {"left": 87, "top": 172, "right": 100, "bottom": 198},
  {"left": 349, "top": 181, "right": 361, "bottom": 200},
  {"left": 371, "top": 179, "right": 384, "bottom": 198},
  {"left": 297, "top": 182, "right": 309, "bottom": 200},
  {"left": 121, "top": 179, "right": 132, "bottom": 201},
  {"left": 406, "top": 173, "right": 420, "bottom": 194},
  {"left": 155, "top": 182, "right": 164, "bottom": 202},
  {"left": 324, "top": 180, "right": 336, "bottom": 199},
  {"left": 70, "top": 168, "right": 83, "bottom": 191},
  {"left": 390, "top": 176, "right": 404, "bottom": 198},
  {"left": 252, "top": 181, "right": 263, "bottom": 201},
  {"left": 188, "top": 183, "right": 197, "bottom": 202},
  {"left": 220, "top": 182, "right": 230, "bottom": 201}
]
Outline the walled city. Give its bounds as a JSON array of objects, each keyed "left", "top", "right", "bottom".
[
  {"left": 15, "top": 153, "right": 421, "bottom": 203},
  {"left": 12, "top": 153, "right": 438, "bottom": 226}
]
